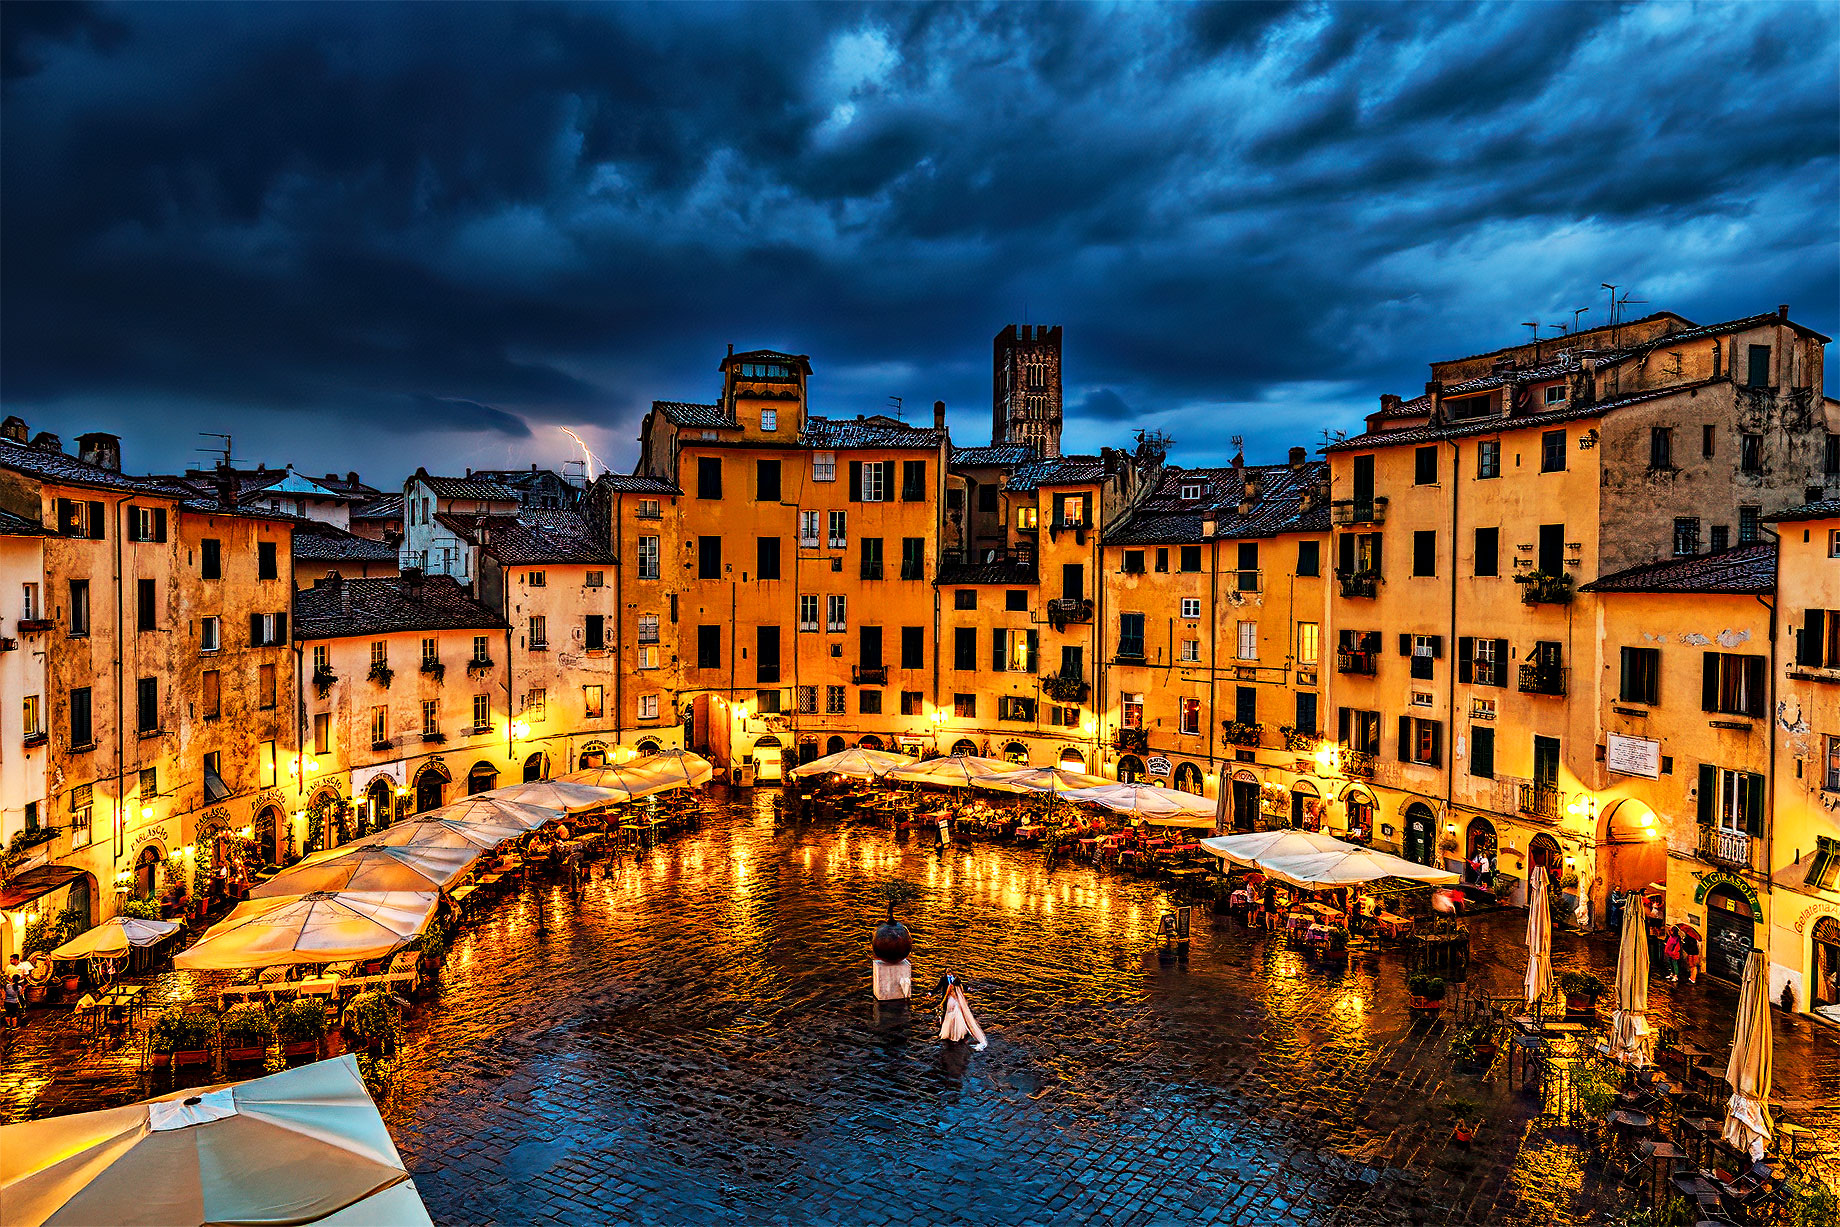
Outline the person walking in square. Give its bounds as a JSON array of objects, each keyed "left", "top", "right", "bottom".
[{"left": 937, "top": 972, "right": 987, "bottom": 1051}]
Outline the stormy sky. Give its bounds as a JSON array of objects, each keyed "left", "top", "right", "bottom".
[{"left": 3, "top": 2, "right": 1835, "bottom": 484}]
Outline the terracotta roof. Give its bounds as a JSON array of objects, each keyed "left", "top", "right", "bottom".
[
  {"left": 410, "top": 470, "right": 520, "bottom": 502},
  {"left": 434, "top": 509, "right": 612, "bottom": 565},
  {"left": 1326, "top": 381, "right": 1716, "bottom": 453},
  {"left": 936, "top": 555, "right": 1038, "bottom": 586},
  {"left": 799, "top": 414, "right": 944, "bottom": 450},
  {"left": 1432, "top": 311, "right": 1694, "bottom": 368},
  {"left": 0, "top": 506, "right": 49, "bottom": 536},
  {"left": 722, "top": 349, "right": 812, "bottom": 374},
  {"left": 0, "top": 438, "right": 159, "bottom": 493},
  {"left": 1105, "top": 461, "right": 1329, "bottom": 544},
  {"left": 291, "top": 521, "right": 400, "bottom": 563},
  {"left": 1007, "top": 455, "right": 1106, "bottom": 493},
  {"left": 1765, "top": 498, "right": 1840, "bottom": 524},
  {"left": 951, "top": 444, "right": 1038, "bottom": 468},
  {"left": 596, "top": 473, "right": 681, "bottom": 495},
  {"left": 1581, "top": 541, "right": 1776, "bottom": 595},
  {"left": 654, "top": 400, "right": 737, "bottom": 428},
  {"left": 352, "top": 495, "right": 403, "bottom": 521},
  {"left": 294, "top": 575, "right": 506, "bottom": 639}
]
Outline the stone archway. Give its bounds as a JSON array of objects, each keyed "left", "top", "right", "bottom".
[
  {"left": 133, "top": 844, "right": 164, "bottom": 900},
  {"left": 467, "top": 761, "right": 499, "bottom": 795},
  {"left": 1340, "top": 787, "right": 1375, "bottom": 842},
  {"left": 1596, "top": 798, "right": 1667, "bottom": 921},
  {"left": 951, "top": 739, "right": 980, "bottom": 757},
  {"left": 1117, "top": 754, "right": 1145, "bottom": 783},
  {"left": 1290, "top": 779, "right": 1319, "bottom": 830},
  {"left": 578, "top": 741, "right": 608, "bottom": 770},
  {"left": 1403, "top": 802, "right": 1437, "bottom": 865},
  {"left": 414, "top": 762, "right": 450, "bottom": 814},
  {"left": 858, "top": 735, "right": 884, "bottom": 750},
  {"left": 637, "top": 738, "right": 663, "bottom": 755},
  {"left": 364, "top": 777, "right": 396, "bottom": 832},
  {"left": 1058, "top": 747, "right": 1086, "bottom": 769},
  {"left": 1002, "top": 741, "right": 1028, "bottom": 765},
  {"left": 1465, "top": 816, "right": 1497, "bottom": 862},
  {"left": 825, "top": 735, "right": 847, "bottom": 755},
  {"left": 1172, "top": 762, "right": 1203, "bottom": 794},
  {"left": 523, "top": 752, "right": 550, "bottom": 782},
  {"left": 254, "top": 804, "right": 284, "bottom": 867},
  {"left": 1812, "top": 916, "right": 1840, "bottom": 1021}
]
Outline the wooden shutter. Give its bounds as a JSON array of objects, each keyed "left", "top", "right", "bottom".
[
  {"left": 1697, "top": 764, "right": 1716, "bottom": 825},
  {"left": 991, "top": 629, "right": 1006, "bottom": 672},
  {"left": 1338, "top": 534, "right": 1355, "bottom": 574},
  {"left": 1457, "top": 638, "right": 1474, "bottom": 683},
  {"left": 1494, "top": 640, "right": 1509, "bottom": 681},
  {"left": 1701, "top": 653, "right": 1719, "bottom": 711},
  {"left": 1800, "top": 609, "right": 1826, "bottom": 667},
  {"left": 87, "top": 501, "right": 105, "bottom": 540},
  {"left": 1745, "top": 660, "right": 1764, "bottom": 717},
  {"left": 1025, "top": 630, "right": 1038, "bottom": 672},
  {"left": 1428, "top": 635, "right": 1443, "bottom": 658},
  {"left": 250, "top": 612, "right": 264, "bottom": 646},
  {"left": 1744, "top": 773, "right": 1765, "bottom": 836},
  {"left": 152, "top": 507, "right": 167, "bottom": 542},
  {"left": 1399, "top": 633, "right": 1412, "bottom": 657},
  {"left": 1428, "top": 722, "right": 1442, "bottom": 767},
  {"left": 1398, "top": 716, "right": 1411, "bottom": 762},
  {"left": 275, "top": 612, "right": 287, "bottom": 644},
  {"left": 848, "top": 461, "right": 863, "bottom": 502},
  {"left": 1338, "top": 707, "right": 1351, "bottom": 744}
]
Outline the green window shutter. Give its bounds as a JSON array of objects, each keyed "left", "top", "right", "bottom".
[
  {"left": 848, "top": 462, "right": 862, "bottom": 501},
  {"left": 1697, "top": 764, "right": 1716, "bottom": 825},
  {"left": 1397, "top": 716, "right": 1411, "bottom": 762},
  {"left": 1798, "top": 609, "right": 1825, "bottom": 666},
  {"left": 1744, "top": 773, "right": 1765, "bottom": 837},
  {"left": 991, "top": 629, "right": 1006, "bottom": 672},
  {"left": 1457, "top": 638, "right": 1473, "bottom": 683},
  {"left": 1701, "top": 653, "right": 1719, "bottom": 711},
  {"left": 1025, "top": 630, "right": 1038, "bottom": 672}
]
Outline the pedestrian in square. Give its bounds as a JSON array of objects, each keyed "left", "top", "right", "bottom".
[
  {"left": 1678, "top": 923, "right": 1701, "bottom": 984},
  {"left": 1662, "top": 924, "right": 1683, "bottom": 983},
  {"left": 4, "top": 973, "right": 23, "bottom": 1028}
]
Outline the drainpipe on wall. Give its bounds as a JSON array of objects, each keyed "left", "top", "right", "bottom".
[
  {"left": 110, "top": 493, "right": 136, "bottom": 871},
  {"left": 613, "top": 497, "right": 625, "bottom": 753},
  {"left": 1445, "top": 440, "right": 1460, "bottom": 859},
  {"left": 1755, "top": 557, "right": 1779, "bottom": 968}
]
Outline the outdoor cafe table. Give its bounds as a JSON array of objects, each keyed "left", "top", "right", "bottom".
[
  {"left": 1375, "top": 910, "right": 1414, "bottom": 938},
  {"left": 449, "top": 882, "right": 480, "bottom": 915},
  {"left": 296, "top": 973, "right": 340, "bottom": 1001}
]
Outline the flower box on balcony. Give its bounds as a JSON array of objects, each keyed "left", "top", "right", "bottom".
[
  {"left": 420, "top": 660, "right": 445, "bottom": 680},
  {"left": 368, "top": 664, "right": 395, "bottom": 689},
  {"left": 1113, "top": 727, "right": 1150, "bottom": 755},
  {"left": 465, "top": 657, "right": 494, "bottom": 674},
  {"left": 1040, "top": 673, "right": 1090, "bottom": 703},
  {"left": 1279, "top": 726, "right": 1318, "bottom": 753},
  {"left": 1514, "top": 571, "right": 1574, "bottom": 606},
  {"left": 311, "top": 666, "right": 338, "bottom": 696},
  {"left": 1336, "top": 570, "right": 1379, "bottom": 599},
  {"left": 1222, "top": 721, "right": 1263, "bottom": 747}
]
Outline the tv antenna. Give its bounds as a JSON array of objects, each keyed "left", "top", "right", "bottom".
[
  {"left": 886, "top": 396, "right": 904, "bottom": 420},
  {"left": 1573, "top": 306, "right": 1590, "bottom": 334},
  {"left": 197, "top": 433, "right": 233, "bottom": 466}
]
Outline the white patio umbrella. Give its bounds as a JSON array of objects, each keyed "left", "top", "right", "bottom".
[
  {"left": 1060, "top": 782, "right": 1219, "bottom": 822},
  {"left": 174, "top": 891, "right": 436, "bottom": 970},
  {"left": 1609, "top": 900, "right": 1651, "bottom": 1065},
  {"left": 422, "top": 794, "right": 559, "bottom": 833},
  {"left": 976, "top": 765, "right": 1110, "bottom": 795},
  {"left": 0, "top": 1054, "right": 428, "bottom": 1226},
  {"left": 787, "top": 747, "right": 907, "bottom": 780},
  {"left": 49, "top": 916, "right": 180, "bottom": 961},
  {"left": 1524, "top": 865, "right": 1553, "bottom": 1007},
  {"left": 1256, "top": 846, "right": 1461, "bottom": 891},
  {"left": 1202, "top": 829, "right": 1354, "bottom": 869},
  {"left": 250, "top": 842, "right": 479, "bottom": 899},
  {"left": 887, "top": 755, "right": 1035, "bottom": 788},
  {"left": 485, "top": 779, "right": 618, "bottom": 814},
  {"left": 616, "top": 749, "right": 716, "bottom": 797},
  {"left": 1721, "top": 947, "right": 1775, "bottom": 1161},
  {"left": 356, "top": 813, "right": 529, "bottom": 852}
]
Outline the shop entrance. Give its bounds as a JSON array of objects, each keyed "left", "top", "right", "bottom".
[
  {"left": 1403, "top": 803, "right": 1435, "bottom": 865},
  {"left": 1704, "top": 886, "right": 1755, "bottom": 985}
]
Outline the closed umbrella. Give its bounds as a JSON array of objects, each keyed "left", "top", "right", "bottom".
[
  {"left": 787, "top": 747, "right": 907, "bottom": 780},
  {"left": 1202, "top": 829, "right": 1353, "bottom": 869},
  {"left": 1524, "top": 866, "right": 1553, "bottom": 1008},
  {"left": 0, "top": 1054, "right": 428, "bottom": 1226},
  {"left": 486, "top": 780, "right": 617, "bottom": 814},
  {"left": 1212, "top": 763, "right": 1229, "bottom": 836},
  {"left": 50, "top": 917, "right": 180, "bottom": 961},
  {"left": 174, "top": 891, "right": 436, "bottom": 970},
  {"left": 250, "top": 843, "right": 479, "bottom": 898},
  {"left": 887, "top": 755, "right": 1032, "bottom": 788},
  {"left": 356, "top": 813, "right": 528, "bottom": 852},
  {"left": 1609, "top": 900, "right": 1651, "bottom": 1065},
  {"left": 1060, "top": 782, "right": 1218, "bottom": 822},
  {"left": 422, "top": 795, "right": 559, "bottom": 833},
  {"left": 1721, "top": 947, "right": 1774, "bottom": 1160}
]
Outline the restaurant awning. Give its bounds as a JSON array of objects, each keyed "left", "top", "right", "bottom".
[
  {"left": 0, "top": 864, "right": 87, "bottom": 912},
  {"left": 974, "top": 766, "right": 1110, "bottom": 795},
  {"left": 0, "top": 1054, "right": 429, "bottom": 1226},
  {"left": 485, "top": 780, "right": 619, "bottom": 814},
  {"left": 1200, "top": 829, "right": 1354, "bottom": 868},
  {"left": 884, "top": 755, "right": 1020, "bottom": 788},
  {"left": 1257, "top": 847, "right": 1460, "bottom": 890},
  {"left": 250, "top": 843, "right": 479, "bottom": 898},
  {"left": 787, "top": 747, "right": 908, "bottom": 780}
]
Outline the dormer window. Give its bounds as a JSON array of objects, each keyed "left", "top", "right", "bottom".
[
  {"left": 761, "top": 410, "right": 778, "bottom": 432},
  {"left": 1445, "top": 394, "right": 1494, "bottom": 421},
  {"left": 1180, "top": 482, "right": 1203, "bottom": 501},
  {"left": 1544, "top": 385, "right": 1568, "bottom": 405},
  {"left": 737, "top": 362, "right": 793, "bottom": 378}
]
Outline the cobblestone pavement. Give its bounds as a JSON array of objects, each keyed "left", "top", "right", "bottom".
[{"left": 6, "top": 792, "right": 1838, "bottom": 1226}]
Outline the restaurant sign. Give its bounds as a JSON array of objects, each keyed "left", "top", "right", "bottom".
[
  {"left": 1692, "top": 869, "right": 1760, "bottom": 913},
  {"left": 1146, "top": 756, "right": 1172, "bottom": 777},
  {"left": 1606, "top": 733, "right": 1662, "bottom": 780}
]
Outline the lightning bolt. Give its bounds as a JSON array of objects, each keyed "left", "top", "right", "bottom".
[{"left": 558, "top": 427, "right": 606, "bottom": 482}]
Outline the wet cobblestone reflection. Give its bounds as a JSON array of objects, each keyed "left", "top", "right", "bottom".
[{"left": 379, "top": 796, "right": 1837, "bottom": 1226}]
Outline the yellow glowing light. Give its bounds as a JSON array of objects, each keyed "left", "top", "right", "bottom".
[
  {"left": 1082, "top": 718, "right": 1096, "bottom": 735},
  {"left": 140, "top": 805, "right": 154, "bottom": 820},
  {"left": 734, "top": 705, "right": 750, "bottom": 721},
  {"left": 238, "top": 826, "right": 253, "bottom": 839},
  {"left": 395, "top": 786, "right": 411, "bottom": 797},
  {"left": 510, "top": 719, "right": 531, "bottom": 739},
  {"left": 1637, "top": 813, "right": 1655, "bottom": 827}
]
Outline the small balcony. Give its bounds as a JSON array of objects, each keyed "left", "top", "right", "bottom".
[
  {"left": 465, "top": 657, "right": 494, "bottom": 674},
  {"left": 1336, "top": 570, "right": 1379, "bottom": 599},
  {"left": 1339, "top": 748, "right": 1375, "bottom": 779},
  {"left": 1222, "top": 720, "right": 1263, "bottom": 748},
  {"left": 15, "top": 618, "right": 53, "bottom": 633},
  {"left": 1336, "top": 648, "right": 1377, "bottom": 675},
  {"left": 852, "top": 665, "right": 887, "bottom": 685},
  {"left": 1519, "top": 664, "right": 1568, "bottom": 696},
  {"left": 1046, "top": 598, "right": 1093, "bottom": 629},
  {"left": 1519, "top": 783, "right": 1562, "bottom": 818},
  {"left": 1698, "top": 826, "right": 1764, "bottom": 873},
  {"left": 1040, "top": 672, "right": 1090, "bottom": 704},
  {"left": 1113, "top": 727, "right": 1150, "bottom": 755},
  {"left": 1517, "top": 572, "right": 1576, "bottom": 606},
  {"left": 371, "top": 738, "right": 392, "bottom": 752},
  {"left": 1330, "top": 497, "right": 1388, "bottom": 526}
]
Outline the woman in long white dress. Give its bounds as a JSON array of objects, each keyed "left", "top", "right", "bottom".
[{"left": 937, "top": 973, "right": 988, "bottom": 1050}]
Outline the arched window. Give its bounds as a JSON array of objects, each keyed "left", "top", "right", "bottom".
[
  {"left": 637, "top": 739, "right": 662, "bottom": 755},
  {"left": 1058, "top": 748, "right": 1085, "bottom": 769},
  {"left": 826, "top": 735, "right": 847, "bottom": 755},
  {"left": 414, "top": 763, "right": 449, "bottom": 814},
  {"left": 578, "top": 741, "right": 608, "bottom": 770},
  {"left": 523, "top": 752, "right": 549, "bottom": 782},
  {"left": 1172, "top": 763, "right": 1203, "bottom": 794},
  {"left": 365, "top": 777, "right": 395, "bottom": 832},
  {"left": 951, "top": 739, "right": 980, "bottom": 757},
  {"left": 1002, "top": 742, "right": 1028, "bottom": 764},
  {"left": 859, "top": 735, "right": 884, "bottom": 750},
  {"left": 468, "top": 761, "right": 499, "bottom": 795},
  {"left": 1117, "top": 754, "right": 1145, "bottom": 783}
]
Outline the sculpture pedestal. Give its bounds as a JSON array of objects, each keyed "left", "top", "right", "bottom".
[{"left": 872, "top": 958, "right": 912, "bottom": 1001}]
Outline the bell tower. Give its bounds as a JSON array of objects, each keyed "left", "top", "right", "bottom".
[{"left": 992, "top": 324, "right": 1063, "bottom": 458}]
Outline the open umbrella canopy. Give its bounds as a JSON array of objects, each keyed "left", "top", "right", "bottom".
[
  {"left": 483, "top": 779, "right": 618, "bottom": 814},
  {"left": 1257, "top": 846, "right": 1460, "bottom": 890},
  {"left": 250, "top": 842, "right": 479, "bottom": 899},
  {"left": 1723, "top": 947, "right": 1775, "bottom": 1160},
  {"left": 1525, "top": 866, "right": 1554, "bottom": 1006},
  {"left": 356, "top": 813, "right": 529, "bottom": 852},
  {"left": 1610, "top": 901, "right": 1651, "bottom": 1065},
  {"left": 174, "top": 892, "right": 436, "bottom": 970},
  {"left": 419, "top": 795, "right": 558, "bottom": 833},
  {"left": 1060, "top": 782, "right": 1217, "bottom": 821},
  {"left": 50, "top": 916, "right": 181, "bottom": 961},
  {"left": 616, "top": 749, "right": 716, "bottom": 797},
  {"left": 0, "top": 1054, "right": 427, "bottom": 1226},
  {"left": 884, "top": 755, "right": 1020, "bottom": 788},
  {"left": 976, "top": 765, "right": 1110, "bottom": 794},
  {"left": 1201, "top": 829, "right": 1358, "bottom": 868},
  {"left": 787, "top": 747, "right": 909, "bottom": 780}
]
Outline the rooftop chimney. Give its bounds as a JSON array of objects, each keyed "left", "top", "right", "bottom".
[
  {"left": 76, "top": 432, "right": 121, "bottom": 472},
  {"left": 1379, "top": 393, "right": 1402, "bottom": 414},
  {"left": 214, "top": 461, "right": 236, "bottom": 509},
  {"left": 933, "top": 400, "right": 946, "bottom": 431},
  {"left": 346, "top": 471, "right": 360, "bottom": 488},
  {"left": 399, "top": 566, "right": 424, "bottom": 599},
  {"left": 1288, "top": 446, "right": 1307, "bottom": 469},
  {"left": 1, "top": 416, "right": 25, "bottom": 444},
  {"left": 30, "top": 432, "right": 62, "bottom": 454},
  {"left": 1778, "top": 304, "right": 1789, "bottom": 319}
]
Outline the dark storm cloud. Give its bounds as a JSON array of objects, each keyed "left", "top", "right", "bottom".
[{"left": 2, "top": 1, "right": 1834, "bottom": 477}]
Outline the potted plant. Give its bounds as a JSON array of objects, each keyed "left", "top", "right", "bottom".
[
  {"left": 118, "top": 897, "right": 163, "bottom": 921},
  {"left": 1557, "top": 969, "right": 1607, "bottom": 1016},
  {"left": 341, "top": 990, "right": 398, "bottom": 1056},
  {"left": 312, "top": 664, "right": 338, "bottom": 696},
  {"left": 221, "top": 1003, "right": 275, "bottom": 1064},
  {"left": 1446, "top": 1096, "right": 1481, "bottom": 1145},
  {"left": 1407, "top": 971, "right": 1447, "bottom": 1014},
  {"left": 275, "top": 999, "right": 329, "bottom": 1061},
  {"left": 149, "top": 1008, "right": 217, "bottom": 1072},
  {"left": 368, "top": 662, "right": 395, "bottom": 689},
  {"left": 1450, "top": 1020, "right": 1498, "bottom": 1065},
  {"left": 1312, "top": 923, "right": 1349, "bottom": 963},
  {"left": 416, "top": 926, "right": 446, "bottom": 980},
  {"left": 872, "top": 881, "right": 924, "bottom": 964}
]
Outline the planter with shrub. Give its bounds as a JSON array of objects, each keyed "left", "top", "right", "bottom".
[
  {"left": 275, "top": 999, "right": 330, "bottom": 1060},
  {"left": 150, "top": 1008, "right": 218, "bottom": 1071},
  {"left": 1556, "top": 969, "right": 1607, "bottom": 1016},
  {"left": 221, "top": 1004, "right": 276, "bottom": 1064},
  {"left": 1407, "top": 972, "right": 1447, "bottom": 1013},
  {"left": 341, "top": 991, "right": 399, "bottom": 1055},
  {"left": 1446, "top": 1096, "right": 1482, "bottom": 1145},
  {"left": 1450, "top": 1020, "right": 1498, "bottom": 1066}
]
